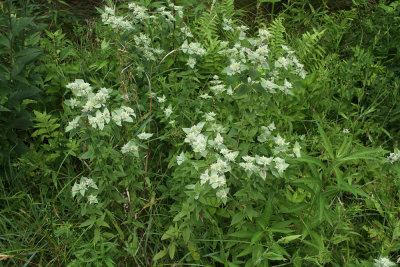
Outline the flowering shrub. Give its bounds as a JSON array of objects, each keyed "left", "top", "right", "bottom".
[{"left": 58, "top": 1, "right": 394, "bottom": 266}]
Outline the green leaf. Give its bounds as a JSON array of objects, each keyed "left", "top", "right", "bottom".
[
  {"left": 0, "top": 34, "right": 10, "bottom": 49},
  {"left": 11, "top": 17, "right": 34, "bottom": 37},
  {"left": 93, "top": 228, "right": 101, "bottom": 244},
  {"left": 80, "top": 216, "right": 96, "bottom": 227},
  {"left": 317, "top": 122, "right": 334, "bottom": 160},
  {"left": 80, "top": 150, "right": 93, "bottom": 160},
  {"left": 231, "top": 212, "right": 245, "bottom": 225},
  {"left": 11, "top": 48, "right": 42, "bottom": 77},
  {"left": 9, "top": 117, "right": 33, "bottom": 130},
  {"left": 96, "top": 218, "right": 110, "bottom": 228},
  {"left": 168, "top": 242, "right": 176, "bottom": 259},
  {"left": 237, "top": 245, "right": 254, "bottom": 258},
  {"left": 335, "top": 183, "right": 369, "bottom": 198},
  {"left": 278, "top": 234, "right": 302, "bottom": 244},
  {"left": 236, "top": 84, "right": 250, "bottom": 96},
  {"left": 105, "top": 209, "right": 124, "bottom": 239},
  {"left": 153, "top": 248, "right": 167, "bottom": 262},
  {"left": 334, "top": 148, "right": 384, "bottom": 167},
  {"left": 161, "top": 225, "right": 177, "bottom": 240},
  {"left": 295, "top": 155, "right": 326, "bottom": 170},
  {"left": 9, "top": 86, "right": 40, "bottom": 104},
  {"left": 0, "top": 105, "right": 10, "bottom": 112},
  {"left": 251, "top": 231, "right": 264, "bottom": 244},
  {"left": 270, "top": 221, "right": 293, "bottom": 234},
  {"left": 182, "top": 228, "right": 191, "bottom": 244},
  {"left": 265, "top": 252, "right": 285, "bottom": 260}
]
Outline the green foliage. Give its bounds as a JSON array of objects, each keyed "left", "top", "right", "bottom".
[
  {"left": 0, "top": 0, "right": 44, "bottom": 159},
  {"left": 267, "top": 17, "right": 286, "bottom": 50},
  {"left": 294, "top": 28, "right": 326, "bottom": 72},
  {"left": 1, "top": 0, "right": 400, "bottom": 266}
]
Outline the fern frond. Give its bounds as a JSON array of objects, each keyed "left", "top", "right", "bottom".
[
  {"left": 268, "top": 18, "right": 286, "bottom": 51},
  {"left": 194, "top": 0, "right": 237, "bottom": 40},
  {"left": 198, "top": 38, "right": 225, "bottom": 76},
  {"left": 295, "top": 28, "right": 326, "bottom": 72},
  {"left": 194, "top": 7, "right": 220, "bottom": 39},
  {"left": 220, "top": 0, "right": 235, "bottom": 18}
]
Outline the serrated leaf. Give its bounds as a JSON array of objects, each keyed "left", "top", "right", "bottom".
[
  {"left": 80, "top": 216, "right": 96, "bottom": 227},
  {"left": 251, "top": 231, "right": 264, "bottom": 244},
  {"left": 236, "top": 84, "right": 250, "bottom": 96},
  {"left": 80, "top": 150, "right": 93, "bottom": 160},
  {"left": 93, "top": 228, "right": 100, "bottom": 244},
  {"left": 231, "top": 212, "right": 245, "bottom": 225},
  {"left": 237, "top": 245, "right": 254, "bottom": 258}
]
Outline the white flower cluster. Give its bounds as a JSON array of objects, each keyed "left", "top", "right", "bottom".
[
  {"left": 128, "top": 3, "right": 151, "bottom": 21},
  {"left": 66, "top": 79, "right": 92, "bottom": 96},
  {"left": 220, "top": 148, "right": 239, "bottom": 162},
  {"left": 103, "top": 3, "right": 186, "bottom": 62},
  {"left": 112, "top": 106, "right": 136, "bottom": 126},
  {"left": 374, "top": 257, "right": 396, "bottom": 267},
  {"left": 226, "top": 59, "right": 248, "bottom": 76},
  {"left": 181, "top": 40, "right": 206, "bottom": 69},
  {"left": 176, "top": 152, "right": 186, "bottom": 165},
  {"left": 388, "top": 149, "right": 400, "bottom": 163},
  {"left": 187, "top": 57, "right": 196, "bottom": 69},
  {"left": 222, "top": 19, "right": 249, "bottom": 40},
  {"left": 155, "top": 93, "right": 175, "bottom": 124},
  {"left": 275, "top": 47, "right": 307, "bottom": 79},
  {"left": 200, "top": 160, "right": 230, "bottom": 201},
  {"left": 65, "top": 79, "right": 136, "bottom": 132},
  {"left": 181, "top": 40, "right": 206, "bottom": 56},
  {"left": 88, "top": 109, "right": 110, "bottom": 130},
  {"left": 66, "top": 116, "right": 80, "bottom": 132},
  {"left": 181, "top": 118, "right": 299, "bottom": 201},
  {"left": 180, "top": 26, "right": 193, "bottom": 38},
  {"left": 101, "top": 6, "right": 133, "bottom": 30},
  {"left": 237, "top": 25, "right": 249, "bottom": 41},
  {"left": 222, "top": 18, "right": 234, "bottom": 32},
  {"left": 138, "top": 132, "right": 153, "bottom": 140},
  {"left": 260, "top": 77, "right": 293, "bottom": 95},
  {"left": 218, "top": 25, "right": 307, "bottom": 96},
  {"left": 72, "top": 177, "right": 99, "bottom": 204},
  {"left": 238, "top": 154, "right": 289, "bottom": 175},
  {"left": 121, "top": 141, "right": 139, "bottom": 155},
  {"left": 156, "top": 6, "right": 175, "bottom": 22},
  {"left": 133, "top": 33, "right": 164, "bottom": 61},
  {"left": 168, "top": 3, "right": 184, "bottom": 19},
  {"left": 257, "top": 122, "right": 276, "bottom": 143},
  {"left": 127, "top": 2, "right": 182, "bottom": 23},
  {"left": 164, "top": 105, "right": 173, "bottom": 118},
  {"left": 274, "top": 134, "right": 290, "bottom": 154},
  {"left": 204, "top": 112, "right": 216, "bottom": 122},
  {"left": 183, "top": 122, "right": 208, "bottom": 155},
  {"left": 209, "top": 75, "right": 233, "bottom": 95},
  {"left": 257, "top": 123, "right": 302, "bottom": 157}
]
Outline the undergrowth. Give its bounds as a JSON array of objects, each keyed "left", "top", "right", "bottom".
[{"left": 1, "top": 0, "right": 400, "bottom": 266}]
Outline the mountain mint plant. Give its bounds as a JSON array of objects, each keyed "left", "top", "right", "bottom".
[{"left": 60, "top": 1, "right": 388, "bottom": 265}]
